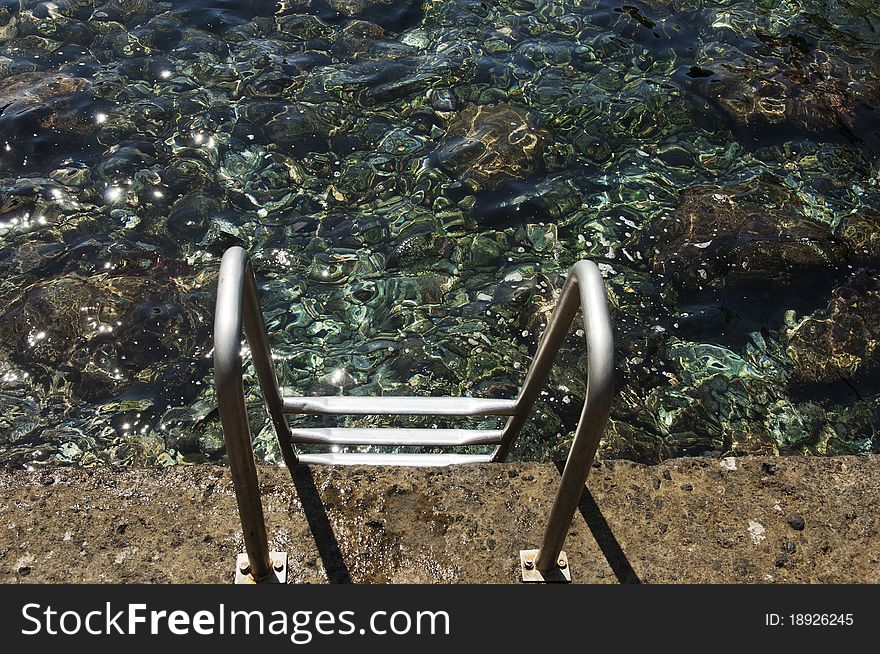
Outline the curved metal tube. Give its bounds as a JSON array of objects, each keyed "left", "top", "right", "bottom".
[
  {"left": 492, "top": 261, "right": 614, "bottom": 575},
  {"left": 214, "top": 246, "right": 296, "bottom": 581}
]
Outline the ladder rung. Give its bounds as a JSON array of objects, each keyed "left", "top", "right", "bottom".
[
  {"left": 289, "top": 428, "right": 503, "bottom": 446},
  {"left": 282, "top": 395, "right": 518, "bottom": 416},
  {"left": 297, "top": 453, "right": 494, "bottom": 467}
]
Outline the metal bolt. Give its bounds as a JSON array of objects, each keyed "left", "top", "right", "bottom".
[
  {"left": 524, "top": 558, "right": 534, "bottom": 570},
  {"left": 238, "top": 560, "right": 251, "bottom": 575},
  {"left": 273, "top": 559, "right": 284, "bottom": 572},
  {"left": 557, "top": 558, "right": 567, "bottom": 569}
]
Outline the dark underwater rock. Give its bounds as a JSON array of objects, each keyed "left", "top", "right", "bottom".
[
  {"left": 785, "top": 270, "right": 880, "bottom": 383},
  {"left": 0, "top": 274, "right": 203, "bottom": 399},
  {"left": 328, "top": 0, "right": 423, "bottom": 33},
  {"left": 838, "top": 210, "right": 880, "bottom": 266},
  {"left": 648, "top": 185, "right": 847, "bottom": 291},
  {"left": 693, "top": 47, "right": 880, "bottom": 134}
]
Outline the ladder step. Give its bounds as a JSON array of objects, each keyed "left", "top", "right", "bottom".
[
  {"left": 289, "top": 428, "right": 503, "bottom": 446},
  {"left": 282, "top": 395, "right": 518, "bottom": 416},
  {"left": 297, "top": 453, "right": 494, "bottom": 467}
]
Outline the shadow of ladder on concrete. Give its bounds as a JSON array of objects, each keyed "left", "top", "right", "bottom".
[{"left": 554, "top": 460, "right": 642, "bottom": 584}]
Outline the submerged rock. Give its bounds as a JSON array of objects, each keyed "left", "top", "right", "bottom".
[
  {"left": 0, "top": 71, "right": 88, "bottom": 106},
  {"left": 692, "top": 47, "right": 880, "bottom": 134},
  {"left": 838, "top": 210, "right": 880, "bottom": 266},
  {"left": 328, "top": 0, "right": 423, "bottom": 32},
  {"left": 0, "top": 274, "right": 204, "bottom": 399},
  {"left": 785, "top": 270, "right": 880, "bottom": 383},
  {"left": 433, "top": 103, "right": 544, "bottom": 192},
  {"left": 648, "top": 185, "right": 847, "bottom": 291}
]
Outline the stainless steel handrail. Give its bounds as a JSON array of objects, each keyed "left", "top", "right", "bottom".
[
  {"left": 501, "top": 261, "right": 615, "bottom": 578},
  {"left": 214, "top": 246, "right": 297, "bottom": 582},
  {"left": 213, "top": 246, "right": 614, "bottom": 583}
]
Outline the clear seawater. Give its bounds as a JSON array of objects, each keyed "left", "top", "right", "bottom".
[{"left": 0, "top": 0, "right": 878, "bottom": 468}]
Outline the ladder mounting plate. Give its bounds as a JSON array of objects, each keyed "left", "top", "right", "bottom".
[
  {"left": 234, "top": 552, "right": 288, "bottom": 584},
  {"left": 519, "top": 549, "right": 571, "bottom": 583}
]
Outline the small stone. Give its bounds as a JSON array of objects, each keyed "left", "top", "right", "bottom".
[
  {"left": 522, "top": 474, "right": 534, "bottom": 481},
  {"left": 774, "top": 552, "right": 789, "bottom": 567},
  {"left": 658, "top": 523, "right": 668, "bottom": 534},
  {"left": 652, "top": 478, "right": 661, "bottom": 490},
  {"left": 427, "top": 87, "right": 457, "bottom": 112},
  {"left": 762, "top": 462, "right": 778, "bottom": 475},
  {"left": 786, "top": 515, "right": 805, "bottom": 531},
  {"left": 680, "top": 483, "right": 694, "bottom": 492},
  {"left": 748, "top": 520, "right": 766, "bottom": 544},
  {"left": 662, "top": 470, "right": 672, "bottom": 481},
  {"left": 18, "top": 566, "right": 31, "bottom": 575}
]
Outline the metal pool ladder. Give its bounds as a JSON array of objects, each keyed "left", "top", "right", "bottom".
[{"left": 214, "top": 246, "right": 614, "bottom": 584}]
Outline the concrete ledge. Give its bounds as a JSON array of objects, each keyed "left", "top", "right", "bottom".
[{"left": 1, "top": 456, "right": 878, "bottom": 583}]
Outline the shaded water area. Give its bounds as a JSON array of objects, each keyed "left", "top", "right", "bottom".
[{"left": 0, "top": 0, "right": 878, "bottom": 468}]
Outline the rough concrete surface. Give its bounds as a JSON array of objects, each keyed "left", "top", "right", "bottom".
[{"left": 1, "top": 456, "right": 878, "bottom": 584}]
